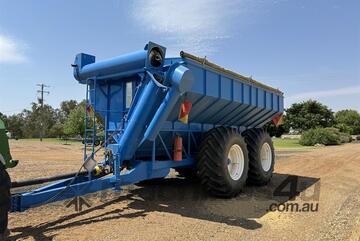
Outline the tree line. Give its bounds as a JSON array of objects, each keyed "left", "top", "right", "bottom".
[
  {"left": 0, "top": 100, "right": 96, "bottom": 139},
  {"left": 1, "top": 99, "right": 359, "bottom": 139},
  {"left": 267, "top": 100, "right": 360, "bottom": 137}
]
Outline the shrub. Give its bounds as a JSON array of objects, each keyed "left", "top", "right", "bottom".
[
  {"left": 334, "top": 123, "right": 352, "bottom": 134},
  {"left": 335, "top": 109, "right": 360, "bottom": 135},
  {"left": 300, "top": 127, "right": 352, "bottom": 146},
  {"left": 339, "top": 132, "right": 352, "bottom": 143},
  {"left": 324, "top": 127, "right": 352, "bottom": 143},
  {"left": 300, "top": 128, "right": 341, "bottom": 146}
]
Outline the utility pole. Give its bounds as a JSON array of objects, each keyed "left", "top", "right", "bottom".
[{"left": 37, "top": 84, "right": 50, "bottom": 141}]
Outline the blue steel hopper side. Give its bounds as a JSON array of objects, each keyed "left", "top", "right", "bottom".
[
  {"left": 11, "top": 42, "right": 283, "bottom": 212},
  {"left": 166, "top": 54, "right": 283, "bottom": 128}
]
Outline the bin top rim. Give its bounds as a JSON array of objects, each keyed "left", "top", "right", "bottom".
[{"left": 180, "top": 51, "right": 284, "bottom": 96}]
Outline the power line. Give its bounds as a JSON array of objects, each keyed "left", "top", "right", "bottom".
[
  {"left": 37, "top": 84, "right": 50, "bottom": 107},
  {"left": 37, "top": 84, "right": 50, "bottom": 141}
]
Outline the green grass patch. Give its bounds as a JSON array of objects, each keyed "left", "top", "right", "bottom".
[
  {"left": 18, "top": 137, "right": 310, "bottom": 150},
  {"left": 272, "top": 138, "right": 310, "bottom": 149},
  {"left": 19, "top": 138, "right": 80, "bottom": 144}
]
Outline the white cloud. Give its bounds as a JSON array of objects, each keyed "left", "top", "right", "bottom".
[
  {"left": 132, "top": 0, "right": 252, "bottom": 56},
  {"left": 287, "top": 85, "right": 360, "bottom": 103},
  {"left": 0, "top": 34, "right": 27, "bottom": 64}
]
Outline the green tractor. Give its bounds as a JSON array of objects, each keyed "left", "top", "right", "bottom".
[
  {"left": 0, "top": 118, "right": 18, "bottom": 238},
  {"left": 0, "top": 119, "right": 18, "bottom": 169}
]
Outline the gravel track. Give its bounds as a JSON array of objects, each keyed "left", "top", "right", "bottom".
[{"left": 5, "top": 140, "right": 360, "bottom": 241}]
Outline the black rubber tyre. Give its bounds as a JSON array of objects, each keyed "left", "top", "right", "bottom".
[
  {"left": 197, "top": 127, "right": 249, "bottom": 198},
  {"left": 243, "top": 128, "right": 275, "bottom": 185},
  {"left": 0, "top": 163, "right": 10, "bottom": 235}
]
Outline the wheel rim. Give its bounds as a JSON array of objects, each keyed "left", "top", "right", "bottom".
[
  {"left": 260, "top": 142, "right": 272, "bottom": 172},
  {"left": 227, "top": 144, "right": 245, "bottom": 181}
]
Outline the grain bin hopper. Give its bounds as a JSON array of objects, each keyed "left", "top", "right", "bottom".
[{"left": 10, "top": 42, "right": 283, "bottom": 212}]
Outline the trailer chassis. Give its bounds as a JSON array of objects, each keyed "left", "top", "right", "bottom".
[{"left": 11, "top": 130, "right": 198, "bottom": 212}]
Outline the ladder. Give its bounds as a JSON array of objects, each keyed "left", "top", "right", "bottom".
[{"left": 84, "top": 79, "right": 97, "bottom": 162}]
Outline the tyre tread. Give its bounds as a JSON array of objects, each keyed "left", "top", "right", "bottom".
[
  {"left": 197, "top": 127, "right": 247, "bottom": 197},
  {"left": 243, "top": 128, "right": 274, "bottom": 185}
]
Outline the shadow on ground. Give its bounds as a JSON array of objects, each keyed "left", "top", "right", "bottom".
[{"left": 8, "top": 173, "right": 319, "bottom": 241}]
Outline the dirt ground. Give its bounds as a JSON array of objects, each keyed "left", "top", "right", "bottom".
[{"left": 5, "top": 140, "right": 360, "bottom": 241}]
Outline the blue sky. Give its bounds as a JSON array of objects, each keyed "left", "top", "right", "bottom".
[{"left": 0, "top": 0, "right": 359, "bottom": 114}]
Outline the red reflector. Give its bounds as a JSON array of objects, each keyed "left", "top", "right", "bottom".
[
  {"left": 178, "top": 100, "right": 192, "bottom": 124},
  {"left": 272, "top": 113, "right": 283, "bottom": 127}
]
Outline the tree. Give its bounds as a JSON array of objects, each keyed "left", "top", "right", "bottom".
[
  {"left": 5, "top": 114, "right": 24, "bottom": 139},
  {"left": 60, "top": 100, "right": 78, "bottom": 116},
  {"left": 285, "top": 100, "right": 334, "bottom": 132},
  {"left": 48, "top": 122, "right": 65, "bottom": 138},
  {"left": 63, "top": 100, "right": 104, "bottom": 138},
  {"left": 335, "top": 109, "right": 360, "bottom": 135},
  {"left": 63, "top": 102, "right": 87, "bottom": 136},
  {"left": 59, "top": 100, "right": 78, "bottom": 122},
  {"left": 21, "top": 103, "right": 57, "bottom": 138}
]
